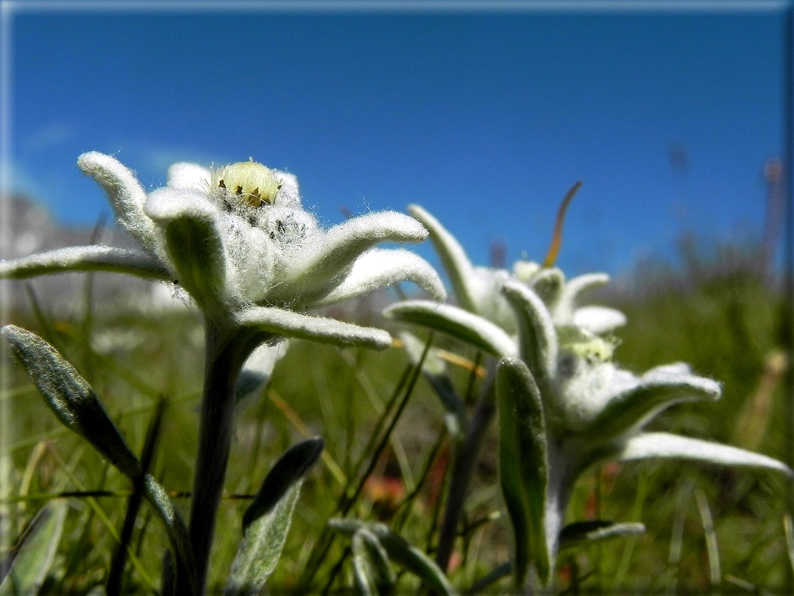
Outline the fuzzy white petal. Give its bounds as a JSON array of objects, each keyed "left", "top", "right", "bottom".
[
  {"left": 313, "top": 249, "right": 446, "bottom": 307},
  {"left": 0, "top": 246, "right": 171, "bottom": 281},
  {"left": 384, "top": 300, "right": 518, "bottom": 358},
  {"left": 167, "top": 162, "right": 211, "bottom": 190},
  {"left": 285, "top": 211, "right": 429, "bottom": 299},
  {"left": 78, "top": 152, "right": 163, "bottom": 258},
  {"left": 616, "top": 432, "right": 794, "bottom": 477},
  {"left": 409, "top": 204, "right": 479, "bottom": 312},
  {"left": 237, "top": 306, "right": 393, "bottom": 350},
  {"left": 556, "top": 273, "right": 609, "bottom": 324},
  {"left": 573, "top": 306, "right": 627, "bottom": 334}
]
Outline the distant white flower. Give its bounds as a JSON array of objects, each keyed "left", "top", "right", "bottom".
[
  {"left": 1, "top": 153, "right": 446, "bottom": 349},
  {"left": 384, "top": 205, "right": 792, "bottom": 589}
]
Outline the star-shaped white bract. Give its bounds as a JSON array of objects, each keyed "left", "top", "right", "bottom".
[
  {"left": 1, "top": 153, "right": 446, "bottom": 350},
  {"left": 383, "top": 206, "right": 792, "bottom": 589}
]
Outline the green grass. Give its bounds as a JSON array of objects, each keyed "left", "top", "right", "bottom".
[{"left": 1, "top": 237, "right": 791, "bottom": 594}]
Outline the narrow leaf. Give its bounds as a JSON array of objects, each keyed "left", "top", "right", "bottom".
[
  {"left": 1, "top": 325, "right": 141, "bottom": 478},
  {"left": 243, "top": 438, "right": 324, "bottom": 531},
  {"left": 496, "top": 357, "right": 550, "bottom": 588},
  {"left": 352, "top": 528, "right": 396, "bottom": 596},
  {"left": 1, "top": 326, "right": 196, "bottom": 589},
  {"left": 558, "top": 520, "right": 645, "bottom": 551},
  {"left": 384, "top": 301, "right": 517, "bottom": 358},
  {"left": 328, "top": 519, "right": 457, "bottom": 596},
  {"left": 226, "top": 439, "right": 324, "bottom": 595},
  {"left": 0, "top": 501, "right": 68, "bottom": 595}
]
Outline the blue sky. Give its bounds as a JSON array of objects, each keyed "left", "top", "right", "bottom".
[{"left": 5, "top": 2, "right": 791, "bottom": 280}]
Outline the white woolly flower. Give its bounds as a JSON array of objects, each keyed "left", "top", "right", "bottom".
[
  {"left": 1, "top": 153, "right": 446, "bottom": 350},
  {"left": 383, "top": 205, "right": 792, "bottom": 590}
]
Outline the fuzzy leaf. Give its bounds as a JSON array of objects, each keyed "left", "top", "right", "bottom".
[
  {"left": 2, "top": 326, "right": 195, "bottom": 588},
  {"left": 237, "top": 306, "right": 392, "bottom": 350},
  {"left": 384, "top": 301, "right": 517, "bottom": 358},
  {"left": 496, "top": 358, "right": 550, "bottom": 588},
  {"left": 1, "top": 325, "right": 141, "bottom": 478},
  {"left": 312, "top": 248, "right": 447, "bottom": 306},
  {"left": 614, "top": 432, "right": 794, "bottom": 477},
  {"left": 328, "top": 520, "right": 457, "bottom": 596},
  {"left": 242, "top": 438, "right": 324, "bottom": 531},
  {"left": 0, "top": 246, "right": 171, "bottom": 281},
  {"left": 352, "top": 528, "right": 396, "bottom": 596},
  {"left": 0, "top": 501, "right": 68, "bottom": 595},
  {"left": 408, "top": 204, "right": 478, "bottom": 312},
  {"left": 558, "top": 520, "right": 645, "bottom": 551},
  {"left": 146, "top": 188, "right": 229, "bottom": 312},
  {"left": 500, "top": 281, "right": 558, "bottom": 389},
  {"left": 226, "top": 439, "right": 324, "bottom": 595}
]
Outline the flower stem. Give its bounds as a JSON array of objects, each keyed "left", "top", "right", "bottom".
[
  {"left": 434, "top": 362, "right": 496, "bottom": 573},
  {"left": 183, "top": 319, "right": 264, "bottom": 595}
]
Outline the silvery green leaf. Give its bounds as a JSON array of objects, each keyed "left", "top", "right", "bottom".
[
  {"left": 399, "top": 332, "right": 467, "bottom": 439},
  {"left": 1, "top": 325, "right": 141, "bottom": 478},
  {"left": 286, "top": 212, "right": 429, "bottom": 298},
  {"left": 613, "top": 432, "right": 794, "bottom": 477},
  {"left": 558, "top": 520, "right": 645, "bottom": 551},
  {"left": 145, "top": 187, "right": 229, "bottom": 312},
  {"left": 1, "top": 326, "right": 196, "bottom": 587},
  {"left": 312, "top": 248, "right": 447, "bottom": 307},
  {"left": 530, "top": 267, "right": 564, "bottom": 308},
  {"left": 352, "top": 528, "right": 396, "bottom": 596},
  {"left": 572, "top": 306, "right": 627, "bottom": 334},
  {"left": 226, "top": 439, "right": 324, "bottom": 595},
  {"left": 78, "top": 151, "right": 163, "bottom": 257},
  {"left": 580, "top": 372, "right": 721, "bottom": 443},
  {"left": 328, "top": 520, "right": 457, "bottom": 596},
  {"left": 383, "top": 301, "right": 517, "bottom": 358},
  {"left": 236, "top": 306, "right": 392, "bottom": 350},
  {"left": 408, "top": 204, "right": 478, "bottom": 312},
  {"left": 555, "top": 273, "right": 609, "bottom": 324},
  {"left": 500, "top": 281, "right": 557, "bottom": 388},
  {"left": 496, "top": 358, "right": 550, "bottom": 588},
  {"left": 0, "top": 246, "right": 171, "bottom": 281},
  {"left": 0, "top": 501, "right": 68, "bottom": 596}
]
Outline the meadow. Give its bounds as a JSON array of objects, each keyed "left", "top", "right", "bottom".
[{"left": 1, "top": 230, "right": 791, "bottom": 595}]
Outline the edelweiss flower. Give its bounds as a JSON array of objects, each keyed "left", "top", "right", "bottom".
[
  {"left": 384, "top": 206, "right": 792, "bottom": 590},
  {"left": 1, "top": 153, "right": 445, "bottom": 349}
]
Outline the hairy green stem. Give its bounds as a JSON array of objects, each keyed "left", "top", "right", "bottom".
[
  {"left": 180, "top": 319, "right": 265, "bottom": 595},
  {"left": 434, "top": 362, "right": 496, "bottom": 573}
]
